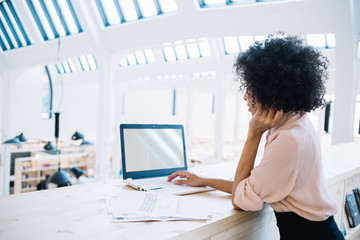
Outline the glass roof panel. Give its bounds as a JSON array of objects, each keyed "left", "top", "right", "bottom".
[
  {"left": 224, "top": 36, "right": 239, "bottom": 54},
  {"left": 174, "top": 44, "right": 188, "bottom": 60},
  {"left": 186, "top": 42, "right": 200, "bottom": 59},
  {"left": 306, "top": 34, "right": 326, "bottom": 48},
  {"left": 144, "top": 49, "right": 155, "bottom": 63},
  {"left": 127, "top": 53, "right": 137, "bottom": 65},
  {"left": 326, "top": 33, "right": 335, "bottom": 48},
  {"left": 158, "top": 0, "right": 177, "bottom": 12},
  {"left": 79, "top": 55, "right": 91, "bottom": 71},
  {"left": 163, "top": 46, "right": 176, "bottom": 61},
  {"left": 198, "top": 38, "right": 211, "bottom": 57},
  {"left": 2, "top": 2, "right": 26, "bottom": 46},
  {"left": 119, "top": 0, "right": 138, "bottom": 21},
  {"left": 100, "top": 0, "right": 120, "bottom": 25},
  {"left": 30, "top": 0, "right": 55, "bottom": 39},
  {"left": 135, "top": 50, "right": 147, "bottom": 64},
  {"left": 204, "top": 0, "right": 226, "bottom": 5},
  {"left": 87, "top": 54, "right": 97, "bottom": 70},
  {"left": 0, "top": 10, "right": 18, "bottom": 48},
  {"left": 44, "top": 0, "right": 66, "bottom": 37},
  {"left": 137, "top": 0, "right": 157, "bottom": 17},
  {"left": 239, "top": 36, "right": 254, "bottom": 51}
]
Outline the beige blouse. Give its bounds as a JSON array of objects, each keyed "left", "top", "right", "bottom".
[{"left": 233, "top": 113, "right": 337, "bottom": 221}]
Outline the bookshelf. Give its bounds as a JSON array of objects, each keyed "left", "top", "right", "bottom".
[{"left": 14, "top": 152, "right": 93, "bottom": 194}]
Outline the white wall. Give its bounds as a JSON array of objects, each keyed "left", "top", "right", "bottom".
[{"left": 3, "top": 66, "right": 98, "bottom": 142}]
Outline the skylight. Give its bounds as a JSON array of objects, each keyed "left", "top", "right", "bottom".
[
  {"left": 199, "top": 0, "right": 286, "bottom": 8},
  {"left": 26, "top": 0, "right": 82, "bottom": 41},
  {"left": 54, "top": 54, "right": 97, "bottom": 74},
  {"left": 223, "top": 35, "right": 255, "bottom": 54},
  {"left": 162, "top": 38, "right": 211, "bottom": 62},
  {"left": 79, "top": 54, "right": 98, "bottom": 71},
  {"left": 306, "top": 33, "right": 336, "bottom": 49},
  {"left": 95, "top": 0, "right": 177, "bottom": 27},
  {"left": 0, "top": 0, "right": 31, "bottom": 51},
  {"left": 119, "top": 49, "right": 155, "bottom": 67}
]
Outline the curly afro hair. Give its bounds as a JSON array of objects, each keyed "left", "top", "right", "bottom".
[{"left": 234, "top": 33, "right": 328, "bottom": 113}]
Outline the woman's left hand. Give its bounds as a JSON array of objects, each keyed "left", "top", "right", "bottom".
[{"left": 249, "top": 108, "right": 283, "bottom": 136}]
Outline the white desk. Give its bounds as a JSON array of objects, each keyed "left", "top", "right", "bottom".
[{"left": 0, "top": 142, "right": 359, "bottom": 240}]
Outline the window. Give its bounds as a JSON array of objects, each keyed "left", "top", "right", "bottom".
[
  {"left": 95, "top": 0, "right": 177, "bottom": 27},
  {"left": 162, "top": 38, "right": 211, "bottom": 62},
  {"left": 41, "top": 66, "right": 53, "bottom": 119},
  {"left": 0, "top": 0, "right": 31, "bottom": 51},
  {"left": 78, "top": 54, "right": 98, "bottom": 71},
  {"left": 27, "top": 0, "right": 82, "bottom": 41},
  {"left": 119, "top": 49, "right": 156, "bottom": 67},
  {"left": 192, "top": 71, "right": 216, "bottom": 78},
  {"left": 199, "top": 0, "right": 286, "bottom": 8},
  {"left": 54, "top": 54, "right": 97, "bottom": 74},
  {"left": 306, "top": 33, "right": 336, "bottom": 49}
]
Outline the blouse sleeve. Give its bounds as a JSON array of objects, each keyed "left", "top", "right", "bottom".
[{"left": 233, "top": 133, "right": 300, "bottom": 211}]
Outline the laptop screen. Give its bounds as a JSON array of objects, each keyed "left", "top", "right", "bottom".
[{"left": 120, "top": 124, "right": 188, "bottom": 179}]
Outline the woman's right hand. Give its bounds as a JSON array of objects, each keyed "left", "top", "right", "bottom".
[
  {"left": 167, "top": 171, "right": 206, "bottom": 187},
  {"left": 249, "top": 108, "right": 283, "bottom": 136}
]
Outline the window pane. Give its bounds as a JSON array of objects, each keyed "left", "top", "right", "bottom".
[
  {"left": 44, "top": 0, "right": 66, "bottom": 36},
  {"left": 326, "top": 33, "right": 335, "bottom": 48},
  {"left": 198, "top": 38, "right": 211, "bottom": 57},
  {"left": 79, "top": 55, "right": 90, "bottom": 71},
  {"left": 159, "top": 0, "right": 177, "bottom": 12},
  {"left": 254, "top": 35, "right": 266, "bottom": 42},
  {"left": 0, "top": 28, "right": 11, "bottom": 50},
  {"left": 239, "top": 36, "right": 254, "bottom": 52},
  {"left": 100, "top": 0, "right": 120, "bottom": 25},
  {"left": 224, "top": 36, "right": 239, "bottom": 54},
  {"left": 32, "top": 0, "right": 55, "bottom": 39},
  {"left": 137, "top": 0, "right": 157, "bottom": 17},
  {"left": 68, "top": 58, "right": 76, "bottom": 72},
  {"left": 3, "top": 2, "right": 26, "bottom": 46},
  {"left": 0, "top": 11, "right": 18, "bottom": 48},
  {"left": 63, "top": 62, "right": 71, "bottom": 73},
  {"left": 306, "top": 34, "right": 326, "bottom": 48},
  {"left": 119, "top": 0, "right": 138, "bottom": 21},
  {"left": 58, "top": 0, "right": 79, "bottom": 34},
  {"left": 87, "top": 54, "right": 97, "bottom": 70},
  {"left": 127, "top": 53, "right": 137, "bottom": 65},
  {"left": 120, "top": 57, "right": 128, "bottom": 66},
  {"left": 163, "top": 46, "right": 176, "bottom": 61},
  {"left": 144, "top": 49, "right": 155, "bottom": 63},
  {"left": 186, "top": 42, "right": 200, "bottom": 58},
  {"left": 204, "top": 0, "right": 226, "bottom": 5},
  {"left": 135, "top": 50, "right": 146, "bottom": 64},
  {"left": 174, "top": 44, "right": 188, "bottom": 60}
]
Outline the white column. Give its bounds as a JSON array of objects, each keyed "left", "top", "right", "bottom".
[
  {"left": 95, "top": 55, "right": 116, "bottom": 180},
  {"left": 331, "top": 1, "right": 359, "bottom": 144},
  {"left": 210, "top": 38, "right": 227, "bottom": 162},
  {"left": 1, "top": 70, "right": 12, "bottom": 196},
  {"left": 111, "top": 81, "right": 127, "bottom": 178}
]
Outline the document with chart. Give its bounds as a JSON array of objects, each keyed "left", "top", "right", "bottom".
[{"left": 105, "top": 191, "right": 211, "bottom": 222}]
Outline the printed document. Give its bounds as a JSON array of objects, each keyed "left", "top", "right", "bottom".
[{"left": 106, "top": 191, "right": 211, "bottom": 222}]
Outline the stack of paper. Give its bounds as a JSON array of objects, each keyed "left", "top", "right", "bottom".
[{"left": 105, "top": 191, "right": 211, "bottom": 222}]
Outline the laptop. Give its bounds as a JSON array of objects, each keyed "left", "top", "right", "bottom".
[{"left": 120, "top": 124, "right": 213, "bottom": 195}]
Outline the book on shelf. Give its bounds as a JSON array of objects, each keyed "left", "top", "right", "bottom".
[
  {"left": 345, "top": 192, "right": 360, "bottom": 228},
  {"left": 353, "top": 188, "right": 360, "bottom": 211}
]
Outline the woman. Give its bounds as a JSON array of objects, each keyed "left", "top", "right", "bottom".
[{"left": 168, "top": 34, "right": 344, "bottom": 239}]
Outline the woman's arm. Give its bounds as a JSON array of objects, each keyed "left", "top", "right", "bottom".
[
  {"left": 231, "top": 108, "right": 283, "bottom": 209},
  {"left": 167, "top": 171, "right": 233, "bottom": 193}
]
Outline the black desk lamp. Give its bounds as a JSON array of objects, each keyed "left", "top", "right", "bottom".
[
  {"left": 2, "top": 132, "right": 27, "bottom": 148},
  {"left": 50, "top": 112, "right": 71, "bottom": 187},
  {"left": 71, "top": 131, "right": 93, "bottom": 146}
]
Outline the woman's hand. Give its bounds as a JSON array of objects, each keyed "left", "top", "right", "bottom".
[
  {"left": 249, "top": 108, "right": 283, "bottom": 136},
  {"left": 167, "top": 171, "right": 205, "bottom": 187}
]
